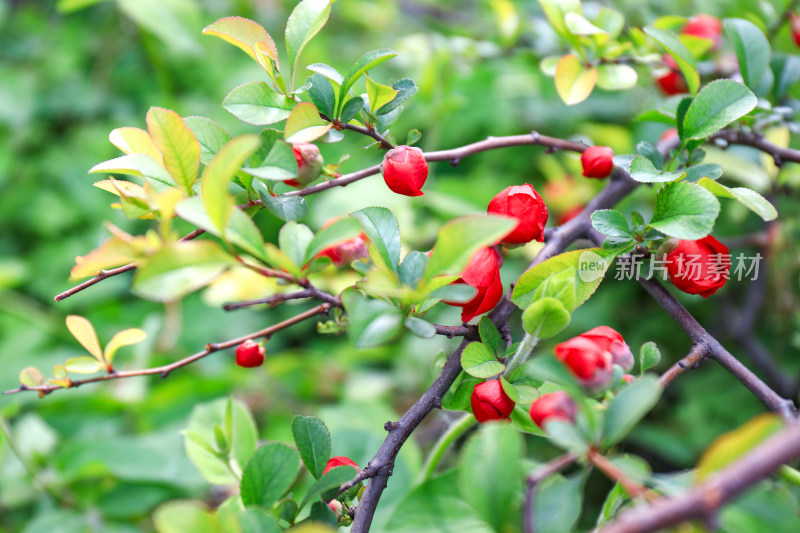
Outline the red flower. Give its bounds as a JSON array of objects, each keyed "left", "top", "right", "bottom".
[
  {"left": 580, "top": 146, "right": 614, "bottom": 179},
  {"left": 665, "top": 236, "right": 730, "bottom": 297},
  {"left": 529, "top": 391, "right": 577, "bottom": 429},
  {"left": 682, "top": 15, "right": 722, "bottom": 49},
  {"left": 235, "top": 340, "right": 265, "bottom": 368},
  {"left": 285, "top": 143, "right": 323, "bottom": 188},
  {"left": 578, "top": 326, "right": 633, "bottom": 371},
  {"left": 446, "top": 247, "right": 503, "bottom": 322},
  {"left": 323, "top": 456, "right": 360, "bottom": 476},
  {"left": 381, "top": 145, "right": 428, "bottom": 196},
  {"left": 554, "top": 336, "right": 613, "bottom": 391},
  {"left": 792, "top": 13, "right": 800, "bottom": 47},
  {"left": 622, "top": 374, "right": 635, "bottom": 384},
  {"left": 487, "top": 184, "right": 549, "bottom": 244},
  {"left": 471, "top": 380, "right": 515, "bottom": 423},
  {"left": 317, "top": 235, "right": 368, "bottom": 267}
]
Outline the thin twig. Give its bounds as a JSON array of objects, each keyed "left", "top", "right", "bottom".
[
  {"left": 660, "top": 343, "right": 708, "bottom": 387},
  {"left": 587, "top": 449, "right": 658, "bottom": 502},
  {"left": 4, "top": 304, "right": 330, "bottom": 395}
]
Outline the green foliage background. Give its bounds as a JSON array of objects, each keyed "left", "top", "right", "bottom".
[{"left": 1, "top": 0, "right": 799, "bottom": 531}]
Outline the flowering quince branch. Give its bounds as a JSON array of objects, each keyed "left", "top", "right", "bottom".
[
  {"left": 3, "top": 304, "right": 331, "bottom": 395},
  {"left": 598, "top": 419, "right": 800, "bottom": 533},
  {"left": 659, "top": 342, "right": 709, "bottom": 387},
  {"left": 586, "top": 449, "right": 658, "bottom": 503}
]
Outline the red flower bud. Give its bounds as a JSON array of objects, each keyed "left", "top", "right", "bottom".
[
  {"left": 578, "top": 326, "right": 633, "bottom": 372},
  {"left": 622, "top": 374, "right": 635, "bottom": 384},
  {"left": 655, "top": 56, "right": 688, "bottom": 96},
  {"left": 554, "top": 336, "right": 613, "bottom": 391},
  {"left": 323, "top": 456, "right": 360, "bottom": 476},
  {"left": 328, "top": 499, "right": 343, "bottom": 515},
  {"left": 665, "top": 235, "right": 730, "bottom": 297},
  {"left": 580, "top": 146, "right": 614, "bottom": 179},
  {"left": 471, "top": 380, "right": 515, "bottom": 423},
  {"left": 529, "top": 391, "right": 577, "bottom": 429},
  {"left": 682, "top": 15, "right": 722, "bottom": 49},
  {"left": 317, "top": 235, "right": 369, "bottom": 267},
  {"left": 445, "top": 247, "right": 504, "bottom": 322},
  {"left": 487, "top": 184, "right": 549, "bottom": 244},
  {"left": 658, "top": 128, "right": 679, "bottom": 145},
  {"left": 235, "top": 340, "right": 265, "bottom": 368},
  {"left": 380, "top": 145, "right": 428, "bottom": 196},
  {"left": 286, "top": 143, "right": 323, "bottom": 188},
  {"left": 792, "top": 14, "right": 800, "bottom": 47}
]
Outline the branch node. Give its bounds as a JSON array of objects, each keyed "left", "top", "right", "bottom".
[{"left": 383, "top": 421, "right": 399, "bottom": 432}]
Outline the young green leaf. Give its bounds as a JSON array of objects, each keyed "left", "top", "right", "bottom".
[
  {"left": 350, "top": 207, "right": 401, "bottom": 274},
  {"left": 603, "top": 375, "right": 663, "bottom": 447},
  {"left": 522, "top": 297, "right": 571, "bottom": 338},
  {"left": 285, "top": 0, "right": 332, "bottom": 84},
  {"left": 461, "top": 342, "right": 505, "bottom": 378},
  {"left": 146, "top": 107, "right": 200, "bottom": 195},
  {"left": 201, "top": 135, "right": 261, "bottom": 233},
  {"left": 405, "top": 316, "right": 436, "bottom": 338},
  {"left": 183, "top": 116, "right": 231, "bottom": 166},
  {"left": 109, "top": 126, "right": 163, "bottom": 163},
  {"left": 202, "top": 17, "right": 278, "bottom": 64},
  {"left": 534, "top": 473, "right": 586, "bottom": 533},
  {"left": 591, "top": 210, "right": 634, "bottom": 239},
  {"left": 338, "top": 49, "right": 397, "bottom": 113},
  {"left": 375, "top": 78, "right": 418, "bottom": 115},
  {"left": 284, "top": 102, "right": 332, "bottom": 143},
  {"left": 628, "top": 155, "right": 683, "bottom": 183},
  {"left": 723, "top": 18, "right": 770, "bottom": 91},
  {"left": 639, "top": 342, "right": 661, "bottom": 373},
  {"left": 697, "top": 178, "right": 777, "bottom": 221},
  {"left": 399, "top": 251, "right": 428, "bottom": 288},
  {"left": 255, "top": 182, "right": 309, "bottom": 221},
  {"left": 478, "top": 316, "right": 501, "bottom": 356},
  {"left": 555, "top": 54, "right": 598, "bottom": 105},
  {"left": 366, "top": 76, "right": 399, "bottom": 114},
  {"left": 340, "top": 289, "right": 405, "bottom": 348},
  {"left": 307, "top": 73, "right": 336, "bottom": 117},
  {"left": 279, "top": 222, "right": 314, "bottom": 269},
  {"left": 300, "top": 465, "right": 358, "bottom": 509},
  {"left": 644, "top": 26, "right": 700, "bottom": 95}
]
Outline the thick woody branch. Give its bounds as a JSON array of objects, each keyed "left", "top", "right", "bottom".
[
  {"left": 598, "top": 420, "right": 800, "bottom": 533},
  {"left": 4, "top": 304, "right": 330, "bottom": 396}
]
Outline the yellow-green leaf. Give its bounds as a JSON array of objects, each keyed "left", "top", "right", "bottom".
[
  {"left": 104, "top": 328, "right": 147, "bottom": 365},
  {"left": 64, "top": 356, "right": 104, "bottom": 374},
  {"left": 284, "top": 103, "right": 332, "bottom": 143},
  {"left": 201, "top": 135, "right": 261, "bottom": 234},
  {"left": 554, "top": 55, "right": 598, "bottom": 105},
  {"left": 19, "top": 367, "right": 45, "bottom": 388},
  {"left": 202, "top": 16, "right": 278, "bottom": 64},
  {"left": 696, "top": 414, "right": 783, "bottom": 482},
  {"left": 146, "top": 107, "right": 201, "bottom": 195},
  {"left": 66, "top": 315, "right": 104, "bottom": 363},
  {"left": 109, "top": 127, "right": 164, "bottom": 164},
  {"left": 366, "top": 76, "right": 398, "bottom": 114}
]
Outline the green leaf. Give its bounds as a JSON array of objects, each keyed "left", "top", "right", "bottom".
[
  {"left": 597, "top": 483, "right": 627, "bottom": 526},
  {"left": 534, "top": 474, "right": 586, "bottom": 533},
  {"left": 236, "top": 508, "right": 281, "bottom": 533},
  {"left": 222, "top": 82, "right": 295, "bottom": 126},
  {"left": 684, "top": 163, "right": 723, "bottom": 182},
  {"left": 522, "top": 297, "right": 571, "bottom": 338},
  {"left": 284, "top": 102, "right": 332, "bottom": 143},
  {"left": 565, "top": 12, "right": 606, "bottom": 35},
  {"left": 365, "top": 76, "right": 399, "bottom": 114},
  {"left": 512, "top": 248, "right": 618, "bottom": 310},
  {"left": 405, "top": 316, "right": 436, "bottom": 338},
  {"left": 174, "top": 197, "right": 270, "bottom": 263},
  {"left": 525, "top": 355, "right": 580, "bottom": 391},
  {"left": 628, "top": 155, "right": 683, "bottom": 183},
  {"left": 478, "top": 316, "right": 501, "bottom": 355},
  {"left": 384, "top": 471, "right": 494, "bottom": 533},
  {"left": 428, "top": 284, "right": 477, "bottom": 303},
  {"left": 256, "top": 185, "right": 309, "bottom": 221},
  {"left": 339, "top": 96, "right": 365, "bottom": 123},
  {"left": 341, "top": 289, "right": 405, "bottom": 348},
  {"left": 458, "top": 423, "right": 524, "bottom": 532},
  {"left": 546, "top": 419, "right": 589, "bottom": 455},
  {"left": 399, "top": 251, "right": 428, "bottom": 288},
  {"left": 603, "top": 375, "right": 663, "bottom": 447},
  {"left": 696, "top": 414, "right": 783, "bottom": 482},
  {"left": 424, "top": 215, "right": 515, "bottom": 280},
  {"left": 19, "top": 367, "right": 45, "bottom": 388},
  {"left": 89, "top": 154, "right": 176, "bottom": 188},
  {"left": 644, "top": 26, "right": 700, "bottom": 95},
  {"left": 201, "top": 135, "right": 261, "bottom": 233},
  {"left": 554, "top": 54, "right": 598, "bottom": 105},
  {"left": 240, "top": 443, "right": 300, "bottom": 509},
  {"left": 285, "top": 0, "right": 332, "bottom": 82},
  {"left": 639, "top": 342, "right": 661, "bottom": 372},
  {"left": 596, "top": 64, "right": 637, "bottom": 91},
  {"left": 697, "top": 178, "right": 777, "bottom": 221},
  {"left": 351, "top": 207, "right": 401, "bottom": 274},
  {"left": 649, "top": 181, "right": 720, "bottom": 239},
  {"left": 681, "top": 80, "right": 757, "bottom": 140},
  {"left": 184, "top": 116, "right": 231, "bottom": 166},
  {"left": 305, "top": 217, "right": 362, "bottom": 263},
  {"left": 461, "top": 342, "right": 505, "bottom": 378},
  {"left": 723, "top": 19, "right": 770, "bottom": 91},
  {"left": 338, "top": 49, "right": 397, "bottom": 113},
  {"left": 307, "top": 62, "right": 344, "bottom": 85},
  {"left": 307, "top": 73, "right": 336, "bottom": 117},
  {"left": 245, "top": 140, "right": 297, "bottom": 182},
  {"left": 375, "top": 78, "right": 418, "bottom": 115},
  {"left": 771, "top": 55, "right": 800, "bottom": 100},
  {"left": 300, "top": 465, "right": 357, "bottom": 508},
  {"left": 537, "top": 0, "right": 582, "bottom": 40},
  {"left": 146, "top": 107, "right": 201, "bottom": 195},
  {"left": 591, "top": 210, "right": 634, "bottom": 239},
  {"left": 279, "top": 222, "right": 314, "bottom": 269},
  {"left": 636, "top": 141, "right": 663, "bottom": 169},
  {"left": 153, "top": 501, "right": 222, "bottom": 533},
  {"left": 132, "top": 241, "right": 232, "bottom": 302},
  {"left": 291, "top": 415, "right": 331, "bottom": 479}
]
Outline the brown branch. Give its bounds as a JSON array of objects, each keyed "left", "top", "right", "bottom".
[
  {"left": 339, "top": 122, "right": 395, "bottom": 150},
  {"left": 587, "top": 449, "right": 658, "bottom": 502},
  {"left": 222, "top": 289, "right": 318, "bottom": 311},
  {"left": 4, "top": 304, "right": 330, "bottom": 396},
  {"left": 660, "top": 343, "right": 709, "bottom": 387},
  {"left": 711, "top": 130, "right": 800, "bottom": 166},
  {"left": 598, "top": 419, "right": 800, "bottom": 533},
  {"left": 523, "top": 453, "right": 578, "bottom": 533}
]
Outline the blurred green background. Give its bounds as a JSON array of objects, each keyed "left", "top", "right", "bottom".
[{"left": 1, "top": 0, "right": 799, "bottom": 531}]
